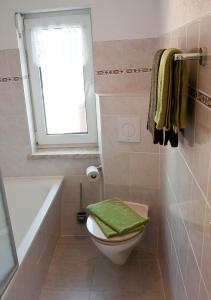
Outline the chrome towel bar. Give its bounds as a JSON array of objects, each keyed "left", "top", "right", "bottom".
[{"left": 174, "top": 47, "right": 207, "bottom": 66}]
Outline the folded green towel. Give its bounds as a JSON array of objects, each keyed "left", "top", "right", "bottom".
[
  {"left": 154, "top": 48, "right": 188, "bottom": 131},
  {"left": 87, "top": 198, "right": 149, "bottom": 237},
  {"left": 94, "top": 216, "right": 145, "bottom": 237}
]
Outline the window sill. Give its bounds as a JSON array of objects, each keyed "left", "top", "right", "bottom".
[{"left": 28, "top": 147, "right": 100, "bottom": 159}]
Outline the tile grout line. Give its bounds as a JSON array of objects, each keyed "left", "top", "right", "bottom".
[
  {"left": 166, "top": 217, "right": 189, "bottom": 300},
  {"left": 178, "top": 147, "right": 211, "bottom": 211},
  {"left": 156, "top": 257, "right": 167, "bottom": 300}
]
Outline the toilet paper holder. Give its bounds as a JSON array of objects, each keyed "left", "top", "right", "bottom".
[{"left": 86, "top": 165, "right": 102, "bottom": 182}]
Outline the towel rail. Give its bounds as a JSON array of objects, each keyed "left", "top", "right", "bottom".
[{"left": 174, "top": 47, "right": 207, "bottom": 66}]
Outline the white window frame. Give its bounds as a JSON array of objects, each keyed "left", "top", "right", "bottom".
[{"left": 18, "top": 9, "right": 97, "bottom": 147}]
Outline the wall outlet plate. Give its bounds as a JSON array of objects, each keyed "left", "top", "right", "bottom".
[{"left": 118, "top": 116, "right": 141, "bottom": 142}]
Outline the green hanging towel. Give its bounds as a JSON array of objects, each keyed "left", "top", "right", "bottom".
[
  {"left": 87, "top": 198, "right": 149, "bottom": 237},
  {"left": 154, "top": 48, "right": 188, "bottom": 131}
]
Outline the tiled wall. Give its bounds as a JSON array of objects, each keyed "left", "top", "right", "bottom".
[
  {"left": 159, "top": 13, "right": 211, "bottom": 300},
  {"left": 160, "top": 0, "right": 211, "bottom": 33},
  {"left": 0, "top": 48, "right": 101, "bottom": 236},
  {"left": 94, "top": 38, "right": 158, "bottom": 94},
  {"left": 97, "top": 93, "right": 160, "bottom": 253},
  {"left": 0, "top": 37, "right": 159, "bottom": 241}
]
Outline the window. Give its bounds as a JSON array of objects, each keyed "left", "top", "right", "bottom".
[{"left": 17, "top": 9, "right": 97, "bottom": 147}]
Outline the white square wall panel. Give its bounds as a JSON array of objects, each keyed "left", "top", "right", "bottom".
[{"left": 118, "top": 116, "right": 141, "bottom": 142}]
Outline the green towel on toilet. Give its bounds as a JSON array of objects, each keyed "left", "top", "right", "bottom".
[
  {"left": 94, "top": 216, "right": 145, "bottom": 237},
  {"left": 154, "top": 48, "right": 188, "bottom": 131},
  {"left": 87, "top": 198, "right": 149, "bottom": 237}
]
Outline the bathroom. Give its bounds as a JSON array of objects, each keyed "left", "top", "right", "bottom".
[{"left": 0, "top": 0, "right": 211, "bottom": 299}]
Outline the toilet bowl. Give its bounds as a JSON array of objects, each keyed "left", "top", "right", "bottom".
[{"left": 86, "top": 201, "right": 149, "bottom": 265}]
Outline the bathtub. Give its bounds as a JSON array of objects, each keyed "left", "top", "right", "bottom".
[
  {"left": 4, "top": 176, "right": 63, "bottom": 264},
  {"left": 2, "top": 176, "right": 63, "bottom": 300}
]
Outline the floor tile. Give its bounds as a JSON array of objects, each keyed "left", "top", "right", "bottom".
[
  {"left": 51, "top": 236, "right": 101, "bottom": 264},
  {"left": 91, "top": 257, "right": 143, "bottom": 292},
  {"left": 43, "top": 261, "right": 94, "bottom": 292},
  {"left": 90, "top": 290, "right": 142, "bottom": 300},
  {"left": 39, "top": 289, "right": 90, "bottom": 300}
]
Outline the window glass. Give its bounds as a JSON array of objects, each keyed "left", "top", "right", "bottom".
[{"left": 32, "top": 26, "right": 88, "bottom": 135}]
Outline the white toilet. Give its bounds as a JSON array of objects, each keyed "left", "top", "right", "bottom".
[{"left": 86, "top": 201, "right": 149, "bottom": 265}]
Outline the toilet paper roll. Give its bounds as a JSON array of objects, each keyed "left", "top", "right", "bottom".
[{"left": 86, "top": 166, "right": 100, "bottom": 182}]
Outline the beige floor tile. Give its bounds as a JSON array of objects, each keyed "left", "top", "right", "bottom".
[
  {"left": 91, "top": 257, "right": 143, "bottom": 292},
  {"left": 90, "top": 290, "right": 142, "bottom": 300},
  {"left": 43, "top": 260, "right": 94, "bottom": 292},
  {"left": 138, "top": 259, "right": 165, "bottom": 297},
  {"left": 51, "top": 236, "right": 101, "bottom": 264},
  {"left": 39, "top": 289, "right": 90, "bottom": 300}
]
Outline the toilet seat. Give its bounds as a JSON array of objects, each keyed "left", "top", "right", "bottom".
[{"left": 86, "top": 201, "right": 149, "bottom": 244}]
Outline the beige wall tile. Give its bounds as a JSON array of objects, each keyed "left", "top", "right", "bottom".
[
  {"left": 192, "top": 102, "right": 211, "bottom": 196},
  {"left": 103, "top": 152, "right": 130, "bottom": 186},
  {"left": 104, "top": 184, "right": 130, "bottom": 201},
  {"left": 186, "top": 21, "right": 199, "bottom": 88},
  {"left": 169, "top": 29, "right": 179, "bottom": 48},
  {"left": 6, "top": 49, "right": 22, "bottom": 77},
  {"left": 121, "top": 38, "right": 158, "bottom": 68},
  {"left": 173, "top": 215, "right": 189, "bottom": 278},
  {"left": 183, "top": 244, "right": 201, "bottom": 300},
  {"left": 175, "top": 268, "right": 188, "bottom": 300},
  {"left": 178, "top": 25, "right": 187, "bottom": 51},
  {"left": 198, "top": 14, "right": 211, "bottom": 97},
  {"left": 178, "top": 97, "right": 195, "bottom": 170},
  {"left": 95, "top": 72, "right": 151, "bottom": 94},
  {"left": 161, "top": 0, "right": 211, "bottom": 32},
  {"left": 93, "top": 40, "right": 123, "bottom": 70},
  {"left": 168, "top": 240, "right": 179, "bottom": 299},
  {"left": 0, "top": 50, "right": 10, "bottom": 77},
  {"left": 130, "top": 153, "right": 159, "bottom": 190},
  {"left": 198, "top": 279, "right": 210, "bottom": 300},
  {"left": 201, "top": 206, "right": 211, "bottom": 298},
  {"left": 187, "top": 180, "right": 206, "bottom": 264},
  {"left": 93, "top": 38, "right": 158, "bottom": 71},
  {"left": 99, "top": 94, "right": 148, "bottom": 115}
]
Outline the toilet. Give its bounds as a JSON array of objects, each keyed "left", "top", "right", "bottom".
[{"left": 86, "top": 201, "right": 149, "bottom": 265}]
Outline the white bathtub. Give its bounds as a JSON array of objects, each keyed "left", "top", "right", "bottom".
[{"left": 3, "top": 176, "right": 63, "bottom": 264}]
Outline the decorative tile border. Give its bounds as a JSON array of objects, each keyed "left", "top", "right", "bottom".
[
  {"left": 1, "top": 74, "right": 210, "bottom": 109},
  {"left": 0, "top": 76, "right": 22, "bottom": 83},
  {"left": 189, "top": 86, "right": 211, "bottom": 108},
  {"left": 96, "top": 67, "right": 152, "bottom": 76},
  {"left": 197, "top": 90, "right": 211, "bottom": 108},
  {"left": 0, "top": 75, "right": 28, "bottom": 83}
]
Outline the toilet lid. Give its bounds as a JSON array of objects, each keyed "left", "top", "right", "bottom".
[{"left": 86, "top": 201, "right": 149, "bottom": 243}]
